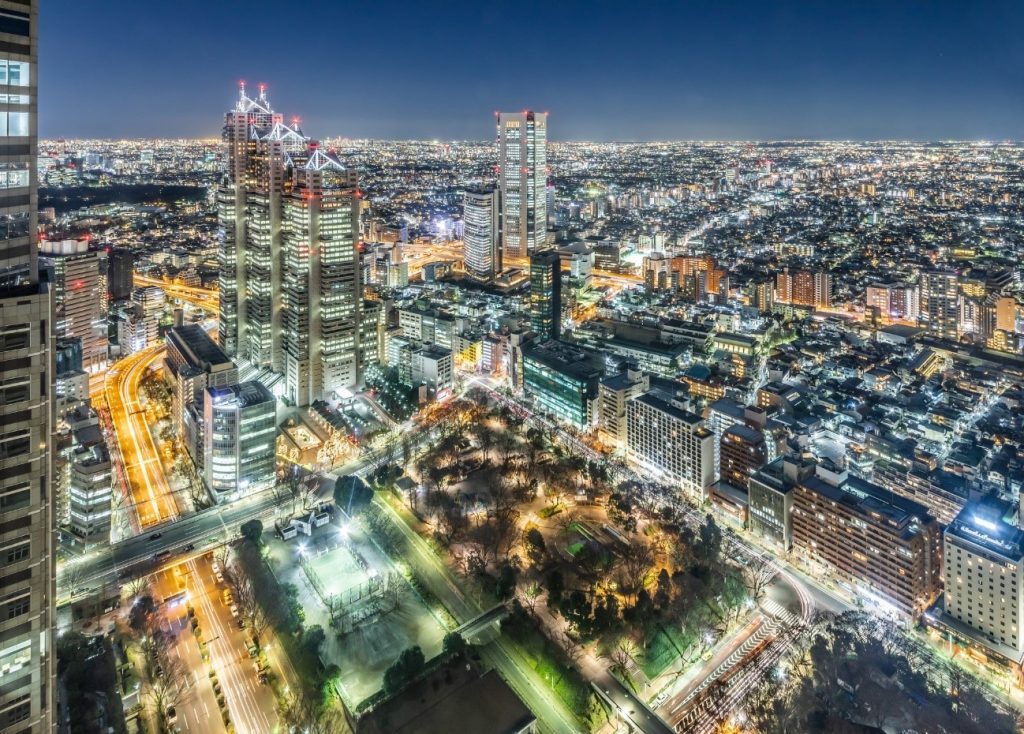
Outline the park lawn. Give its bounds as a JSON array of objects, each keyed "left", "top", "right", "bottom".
[{"left": 639, "top": 624, "right": 691, "bottom": 680}]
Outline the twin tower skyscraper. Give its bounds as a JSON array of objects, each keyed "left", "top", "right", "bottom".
[
  {"left": 217, "top": 83, "right": 364, "bottom": 407},
  {"left": 463, "top": 111, "right": 549, "bottom": 282}
]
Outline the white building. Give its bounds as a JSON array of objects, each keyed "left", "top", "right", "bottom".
[
  {"left": 944, "top": 499, "right": 1024, "bottom": 657},
  {"left": 626, "top": 392, "right": 716, "bottom": 500},
  {"left": 410, "top": 346, "right": 453, "bottom": 394},
  {"left": 281, "top": 146, "right": 361, "bottom": 406},
  {"left": 203, "top": 381, "right": 276, "bottom": 504}
]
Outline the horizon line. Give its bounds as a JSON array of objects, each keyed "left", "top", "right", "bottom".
[{"left": 38, "top": 136, "right": 1024, "bottom": 146}]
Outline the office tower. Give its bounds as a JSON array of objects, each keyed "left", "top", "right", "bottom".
[
  {"left": 626, "top": 391, "right": 716, "bottom": 500},
  {"left": 944, "top": 499, "right": 1024, "bottom": 655},
  {"left": 38, "top": 239, "right": 107, "bottom": 371},
  {"left": 281, "top": 145, "right": 361, "bottom": 406},
  {"left": 0, "top": 2, "right": 55, "bottom": 729},
  {"left": 463, "top": 186, "right": 500, "bottom": 281},
  {"left": 921, "top": 270, "right": 959, "bottom": 340},
  {"left": 203, "top": 382, "right": 276, "bottom": 503},
  {"left": 67, "top": 443, "right": 112, "bottom": 548},
  {"left": 529, "top": 250, "right": 561, "bottom": 341},
  {"left": 497, "top": 111, "right": 547, "bottom": 259},
  {"left": 164, "top": 324, "right": 238, "bottom": 467},
  {"left": 217, "top": 83, "right": 303, "bottom": 364},
  {"left": 107, "top": 247, "right": 133, "bottom": 301},
  {"left": 521, "top": 341, "right": 602, "bottom": 430}
]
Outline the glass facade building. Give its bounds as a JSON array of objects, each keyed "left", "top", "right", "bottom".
[{"left": 203, "top": 381, "right": 276, "bottom": 503}]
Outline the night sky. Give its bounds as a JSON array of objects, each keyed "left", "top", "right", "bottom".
[{"left": 42, "top": 0, "right": 1024, "bottom": 141}]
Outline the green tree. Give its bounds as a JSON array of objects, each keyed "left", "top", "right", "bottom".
[
  {"left": 524, "top": 527, "right": 547, "bottom": 566},
  {"left": 240, "top": 519, "right": 263, "bottom": 545},
  {"left": 443, "top": 632, "right": 468, "bottom": 658},
  {"left": 383, "top": 646, "right": 426, "bottom": 693}
]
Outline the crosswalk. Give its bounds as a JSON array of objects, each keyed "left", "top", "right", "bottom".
[{"left": 761, "top": 598, "right": 798, "bottom": 626}]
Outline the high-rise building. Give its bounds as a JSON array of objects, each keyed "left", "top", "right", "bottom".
[
  {"left": 203, "top": 381, "right": 276, "bottom": 504},
  {"left": 720, "top": 424, "right": 769, "bottom": 490},
  {"left": 921, "top": 270, "right": 959, "bottom": 340},
  {"left": 498, "top": 111, "right": 547, "bottom": 259},
  {"left": 0, "top": 3, "right": 55, "bottom": 728},
  {"left": 522, "top": 341, "right": 602, "bottom": 430},
  {"left": 866, "top": 282, "right": 920, "bottom": 322},
  {"left": 281, "top": 145, "right": 361, "bottom": 406},
  {"left": 463, "top": 186, "right": 500, "bottom": 281},
  {"left": 39, "top": 239, "right": 107, "bottom": 371},
  {"left": 944, "top": 498, "right": 1024, "bottom": 657},
  {"left": 217, "top": 83, "right": 303, "bottom": 365},
  {"left": 776, "top": 268, "right": 831, "bottom": 308},
  {"left": 107, "top": 247, "right": 134, "bottom": 301},
  {"left": 164, "top": 324, "right": 238, "bottom": 468},
  {"left": 529, "top": 250, "right": 561, "bottom": 341},
  {"left": 791, "top": 459, "right": 942, "bottom": 616},
  {"left": 218, "top": 85, "right": 365, "bottom": 405},
  {"left": 626, "top": 391, "right": 716, "bottom": 501}
]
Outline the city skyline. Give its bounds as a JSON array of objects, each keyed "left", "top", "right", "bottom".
[{"left": 41, "top": 0, "right": 1024, "bottom": 141}]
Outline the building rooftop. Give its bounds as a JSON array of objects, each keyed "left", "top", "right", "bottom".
[
  {"left": 167, "top": 323, "right": 232, "bottom": 369},
  {"left": 358, "top": 667, "right": 535, "bottom": 734},
  {"left": 947, "top": 497, "right": 1024, "bottom": 563},
  {"left": 207, "top": 380, "right": 274, "bottom": 410},
  {"left": 523, "top": 339, "right": 603, "bottom": 382}
]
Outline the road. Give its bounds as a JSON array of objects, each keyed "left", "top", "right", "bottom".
[
  {"left": 149, "top": 566, "right": 226, "bottom": 734},
  {"left": 372, "top": 494, "right": 586, "bottom": 734},
  {"left": 104, "top": 342, "right": 179, "bottom": 530},
  {"left": 185, "top": 554, "right": 279, "bottom": 734},
  {"left": 133, "top": 274, "right": 220, "bottom": 316}
]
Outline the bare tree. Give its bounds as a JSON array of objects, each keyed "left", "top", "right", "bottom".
[
  {"left": 558, "top": 629, "right": 584, "bottom": 666},
  {"left": 743, "top": 558, "right": 776, "bottom": 604},
  {"left": 519, "top": 582, "right": 542, "bottom": 615},
  {"left": 233, "top": 572, "right": 270, "bottom": 644},
  {"left": 608, "top": 636, "right": 637, "bottom": 673},
  {"left": 123, "top": 576, "right": 150, "bottom": 602}
]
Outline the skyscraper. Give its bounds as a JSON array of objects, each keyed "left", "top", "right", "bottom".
[
  {"left": 497, "top": 111, "right": 547, "bottom": 259},
  {"left": 217, "top": 83, "right": 303, "bottom": 365},
  {"left": 529, "top": 250, "right": 561, "bottom": 342},
  {"left": 203, "top": 382, "right": 276, "bottom": 503},
  {"left": 0, "top": 1, "right": 55, "bottom": 729},
  {"left": 462, "top": 186, "right": 500, "bottom": 281},
  {"left": 218, "top": 85, "right": 365, "bottom": 403},
  {"left": 106, "top": 247, "right": 133, "bottom": 301},
  {"left": 282, "top": 145, "right": 361, "bottom": 406}
]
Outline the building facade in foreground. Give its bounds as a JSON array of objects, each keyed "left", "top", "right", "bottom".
[
  {"left": 0, "top": 1, "right": 55, "bottom": 729},
  {"left": 944, "top": 499, "right": 1024, "bottom": 657},
  {"left": 626, "top": 391, "right": 716, "bottom": 500}
]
